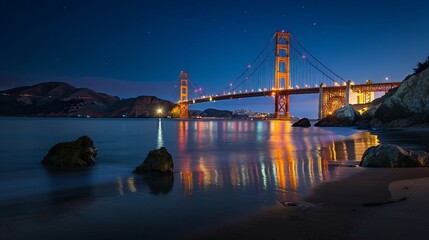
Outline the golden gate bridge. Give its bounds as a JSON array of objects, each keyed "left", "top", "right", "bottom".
[{"left": 177, "top": 31, "right": 400, "bottom": 119}]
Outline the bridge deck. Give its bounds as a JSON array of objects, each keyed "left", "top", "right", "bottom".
[{"left": 184, "top": 82, "right": 400, "bottom": 104}]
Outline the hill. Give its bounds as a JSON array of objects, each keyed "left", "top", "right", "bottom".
[{"left": 0, "top": 82, "right": 177, "bottom": 117}]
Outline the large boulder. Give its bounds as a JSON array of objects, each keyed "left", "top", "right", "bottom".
[
  {"left": 292, "top": 118, "right": 311, "bottom": 127},
  {"left": 42, "top": 136, "right": 97, "bottom": 168},
  {"left": 372, "top": 67, "right": 429, "bottom": 127},
  {"left": 134, "top": 147, "right": 174, "bottom": 174},
  {"left": 359, "top": 144, "right": 429, "bottom": 167},
  {"left": 315, "top": 105, "right": 361, "bottom": 127}
]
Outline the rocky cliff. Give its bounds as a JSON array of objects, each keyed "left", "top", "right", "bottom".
[
  {"left": 371, "top": 66, "right": 429, "bottom": 127},
  {"left": 0, "top": 82, "right": 177, "bottom": 118}
]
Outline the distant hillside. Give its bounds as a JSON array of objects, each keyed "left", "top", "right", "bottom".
[
  {"left": 203, "top": 108, "right": 233, "bottom": 118},
  {"left": 189, "top": 109, "right": 278, "bottom": 119},
  {"left": 0, "top": 82, "right": 177, "bottom": 117}
]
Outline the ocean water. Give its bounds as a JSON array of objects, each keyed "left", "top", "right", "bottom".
[{"left": 0, "top": 118, "right": 381, "bottom": 239}]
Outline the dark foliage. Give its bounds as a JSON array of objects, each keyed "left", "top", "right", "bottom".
[{"left": 413, "top": 54, "right": 429, "bottom": 74}]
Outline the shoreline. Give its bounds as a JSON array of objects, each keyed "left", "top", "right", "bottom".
[{"left": 185, "top": 167, "right": 429, "bottom": 240}]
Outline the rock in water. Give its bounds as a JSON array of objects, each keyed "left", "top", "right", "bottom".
[
  {"left": 359, "top": 144, "right": 429, "bottom": 167},
  {"left": 42, "top": 136, "right": 97, "bottom": 168},
  {"left": 292, "top": 118, "right": 311, "bottom": 127},
  {"left": 134, "top": 147, "right": 174, "bottom": 173},
  {"left": 315, "top": 105, "right": 361, "bottom": 127}
]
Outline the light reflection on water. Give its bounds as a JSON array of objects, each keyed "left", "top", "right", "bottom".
[
  {"left": 0, "top": 118, "right": 382, "bottom": 239},
  {"left": 174, "top": 119, "right": 378, "bottom": 197},
  {"left": 156, "top": 118, "right": 164, "bottom": 149}
]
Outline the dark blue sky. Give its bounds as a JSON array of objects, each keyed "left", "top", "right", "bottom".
[{"left": 1, "top": 0, "right": 428, "bottom": 118}]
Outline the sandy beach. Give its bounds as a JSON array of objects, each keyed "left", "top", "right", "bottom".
[{"left": 186, "top": 167, "right": 429, "bottom": 240}]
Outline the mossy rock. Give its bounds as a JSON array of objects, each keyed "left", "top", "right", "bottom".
[
  {"left": 359, "top": 144, "right": 429, "bottom": 167},
  {"left": 42, "top": 136, "right": 97, "bottom": 169},
  {"left": 134, "top": 147, "right": 174, "bottom": 174}
]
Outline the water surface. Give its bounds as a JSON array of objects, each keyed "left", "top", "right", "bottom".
[{"left": 0, "top": 118, "right": 382, "bottom": 239}]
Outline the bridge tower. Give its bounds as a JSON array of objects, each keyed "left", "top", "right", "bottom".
[
  {"left": 179, "top": 71, "right": 189, "bottom": 119},
  {"left": 274, "top": 31, "right": 291, "bottom": 119}
]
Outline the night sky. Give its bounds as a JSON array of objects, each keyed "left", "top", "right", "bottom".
[{"left": 1, "top": 0, "right": 428, "bottom": 118}]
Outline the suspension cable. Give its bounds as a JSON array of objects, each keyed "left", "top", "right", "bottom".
[
  {"left": 289, "top": 43, "right": 341, "bottom": 85},
  {"left": 290, "top": 34, "right": 346, "bottom": 83},
  {"left": 218, "top": 33, "right": 276, "bottom": 95}
]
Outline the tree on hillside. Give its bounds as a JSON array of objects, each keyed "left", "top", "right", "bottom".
[{"left": 413, "top": 54, "right": 429, "bottom": 74}]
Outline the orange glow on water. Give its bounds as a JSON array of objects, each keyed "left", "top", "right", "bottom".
[{"left": 174, "top": 120, "right": 379, "bottom": 198}]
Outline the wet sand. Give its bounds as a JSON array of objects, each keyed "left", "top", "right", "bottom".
[{"left": 186, "top": 167, "right": 429, "bottom": 240}]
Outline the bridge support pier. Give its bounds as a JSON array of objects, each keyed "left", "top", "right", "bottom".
[
  {"left": 345, "top": 80, "right": 351, "bottom": 107},
  {"left": 179, "top": 71, "right": 189, "bottom": 119},
  {"left": 274, "top": 31, "right": 291, "bottom": 120},
  {"left": 275, "top": 94, "right": 290, "bottom": 119},
  {"left": 179, "top": 103, "right": 189, "bottom": 119},
  {"left": 320, "top": 86, "right": 347, "bottom": 119},
  {"left": 318, "top": 83, "right": 325, "bottom": 120}
]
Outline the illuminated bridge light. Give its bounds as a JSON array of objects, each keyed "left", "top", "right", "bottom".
[
  {"left": 251, "top": 89, "right": 254, "bottom": 92},
  {"left": 258, "top": 88, "right": 262, "bottom": 91},
  {"left": 302, "top": 55, "right": 306, "bottom": 59},
  {"left": 248, "top": 64, "right": 251, "bottom": 68},
  {"left": 229, "top": 83, "right": 233, "bottom": 87},
  {"left": 315, "top": 84, "right": 318, "bottom": 87},
  {"left": 296, "top": 85, "right": 300, "bottom": 89},
  {"left": 239, "top": 91, "right": 242, "bottom": 93},
  {"left": 263, "top": 88, "right": 267, "bottom": 91}
]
